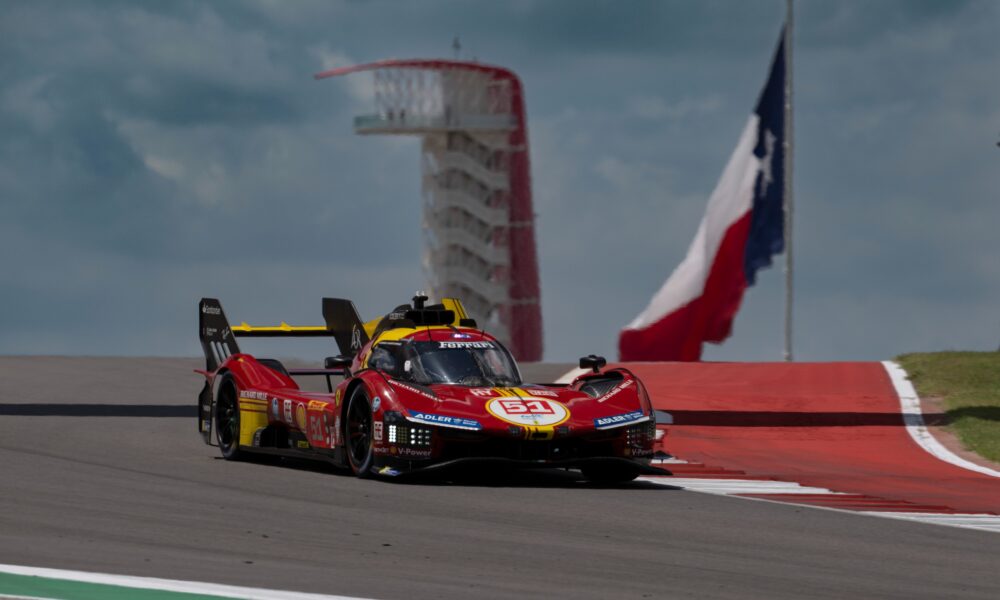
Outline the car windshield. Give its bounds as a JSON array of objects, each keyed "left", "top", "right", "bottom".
[{"left": 399, "top": 340, "right": 521, "bottom": 387}]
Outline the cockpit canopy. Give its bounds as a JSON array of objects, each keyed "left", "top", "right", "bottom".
[{"left": 369, "top": 338, "right": 521, "bottom": 387}]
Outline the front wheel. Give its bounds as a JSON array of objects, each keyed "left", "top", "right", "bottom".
[
  {"left": 215, "top": 374, "right": 243, "bottom": 461},
  {"left": 344, "top": 386, "right": 374, "bottom": 477}
]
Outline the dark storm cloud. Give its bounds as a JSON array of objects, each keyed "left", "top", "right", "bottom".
[
  {"left": 0, "top": 0, "right": 420, "bottom": 266},
  {"left": 0, "top": 0, "right": 997, "bottom": 359},
  {"left": 0, "top": 0, "right": 427, "bottom": 355}
]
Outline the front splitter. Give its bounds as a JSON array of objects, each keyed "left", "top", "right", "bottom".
[{"left": 372, "top": 455, "right": 671, "bottom": 478}]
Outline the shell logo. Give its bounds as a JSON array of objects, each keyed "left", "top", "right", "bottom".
[{"left": 295, "top": 403, "right": 308, "bottom": 431}]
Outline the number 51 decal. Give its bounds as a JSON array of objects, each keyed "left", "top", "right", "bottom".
[
  {"left": 486, "top": 397, "right": 569, "bottom": 427},
  {"left": 499, "top": 399, "right": 554, "bottom": 415}
]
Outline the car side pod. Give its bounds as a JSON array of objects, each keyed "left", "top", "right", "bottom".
[{"left": 579, "top": 355, "right": 607, "bottom": 373}]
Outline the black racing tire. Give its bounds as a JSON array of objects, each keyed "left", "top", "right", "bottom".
[
  {"left": 344, "top": 385, "right": 374, "bottom": 477},
  {"left": 215, "top": 374, "right": 244, "bottom": 461},
  {"left": 581, "top": 463, "right": 640, "bottom": 485}
]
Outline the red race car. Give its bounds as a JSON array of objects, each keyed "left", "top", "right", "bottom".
[{"left": 196, "top": 294, "right": 667, "bottom": 483}]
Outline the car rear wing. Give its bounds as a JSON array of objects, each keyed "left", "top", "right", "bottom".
[
  {"left": 198, "top": 295, "right": 475, "bottom": 372},
  {"left": 197, "top": 297, "right": 370, "bottom": 373},
  {"left": 227, "top": 298, "right": 369, "bottom": 359}
]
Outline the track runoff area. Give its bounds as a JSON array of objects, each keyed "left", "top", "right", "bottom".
[
  {"left": 0, "top": 359, "right": 1000, "bottom": 600},
  {"left": 558, "top": 361, "right": 1000, "bottom": 532}
]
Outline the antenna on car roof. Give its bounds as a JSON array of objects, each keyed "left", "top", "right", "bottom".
[
  {"left": 413, "top": 291, "right": 434, "bottom": 342},
  {"left": 412, "top": 291, "right": 428, "bottom": 310}
]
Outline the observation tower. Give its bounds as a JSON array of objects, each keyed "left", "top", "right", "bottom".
[{"left": 315, "top": 60, "right": 542, "bottom": 361}]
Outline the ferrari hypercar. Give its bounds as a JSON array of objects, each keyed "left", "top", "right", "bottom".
[{"left": 196, "top": 294, "right": 667, "bottom": 482}]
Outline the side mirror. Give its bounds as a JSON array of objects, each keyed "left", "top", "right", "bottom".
[
  {"left": 579, "top": 354, "right": 607, "bottom": 373},
  {"left": 324, "top": 355, "right": 352, "bottom": 372},
  {"left": 654, "top": 410, "right": 674, "bottom": 425}
]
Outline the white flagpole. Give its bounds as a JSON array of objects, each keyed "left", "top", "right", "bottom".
[{"left": 783, "top": 0, "right": 795, "bottom": 361}]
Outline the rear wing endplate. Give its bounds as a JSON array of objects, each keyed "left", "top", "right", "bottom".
[
  {"left": 322, "top": 298, "right": 370, "bottom": 357},
  {"left": 197, "top": 298, "right": 240, "bottom": 444},
  {"left": 199, "top": 298, "right": 240, "bottom": 372}
]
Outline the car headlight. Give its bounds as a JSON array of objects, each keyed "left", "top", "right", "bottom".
[
  {"left": 387, "top": 424, "right": 432, "bottom": 446},
  {"left": 626, "top": 420, "right": 655, "bottom": 446}
]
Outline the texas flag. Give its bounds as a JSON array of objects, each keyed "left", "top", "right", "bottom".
[{"left": 619, "top": 32, "right": 787, "bottom": 362}]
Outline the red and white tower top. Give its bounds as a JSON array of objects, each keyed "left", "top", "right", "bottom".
[{"left": 316, "top": 59, "right": 542, "bottom": 361}]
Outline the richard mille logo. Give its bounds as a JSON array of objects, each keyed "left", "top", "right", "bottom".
[{"left": 351, "top": 325, "right": 363, "bottom": 350}]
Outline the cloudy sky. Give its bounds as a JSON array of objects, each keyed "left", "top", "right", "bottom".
[{"left": 2, "top": 0, "right": 998, "bottom": 362}]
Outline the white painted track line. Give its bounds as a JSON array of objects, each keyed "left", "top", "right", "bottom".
[
  {"left": 863, "top": 513, "right": 1000, "bottom": 534},
  {"left": 882, "top": 361, "right": 1000, "bottom": 478},
  {"left": 644, "top": 477, "right": 1000, "bottom": 534},
  {"left": 0, "top": 563, "right": 374, "bottom": 600},
  {"left": 640, "top": 477, "right": 842, "bottom": 495}
]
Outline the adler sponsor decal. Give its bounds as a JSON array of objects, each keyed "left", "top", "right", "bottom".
[
  {"left": 201, "top": 305, "right": 221, "bottom": 315},
  {"left": 525, "top": 388, "right": 559, "bottom": 398},
  {"left": 408, "top": 411, "right": 482, "bottom": 431},
  {"left": 594, "top": 411, "right": 648, "bottom": 429},
  {"left": 597, "top": 379, "right": 635, "bottom": 403}
]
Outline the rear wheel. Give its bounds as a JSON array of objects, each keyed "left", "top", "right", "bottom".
[
  {"left": 581, "top": 463, "right": 639, "bottom": 485},
  {"left": 345, "top": 386, "right": 374, "bottom": 477},
  {"left": 215, "top": 375, "right": 243, "bottom": 461}
]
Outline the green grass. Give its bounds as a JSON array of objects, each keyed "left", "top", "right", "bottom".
[{"left": 896, "top": 351, "right": 1000, "bottom": 464}]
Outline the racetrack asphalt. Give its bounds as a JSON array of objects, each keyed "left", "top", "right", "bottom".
[{"left": 1, "top": 357, "right": 999, "bottom": 600}]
